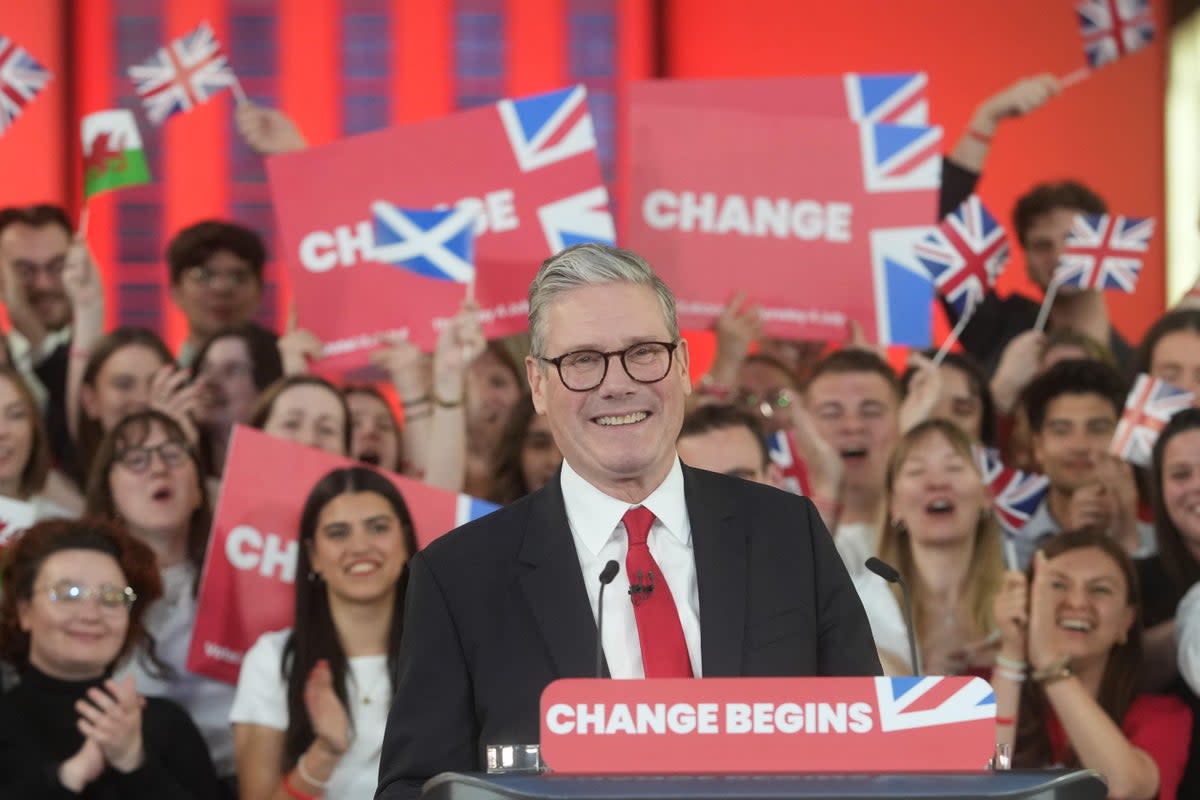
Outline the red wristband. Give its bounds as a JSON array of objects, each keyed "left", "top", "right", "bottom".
[
  {"left": 282, "top": 774, "right": 319, "bottom": 800},
  {"left": 966, "top": 128, "right": 993, "bottom": 144},
  {"left": 994, "top": 716, "right": 1015, "bottom": 726}
]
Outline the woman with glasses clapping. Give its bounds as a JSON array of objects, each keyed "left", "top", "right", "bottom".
[
  {"left": 0, "top": 518, "right": 221, "bottom": 798},
  {"left": 83, "top": 410, "right": 238, "bottom": 794}
]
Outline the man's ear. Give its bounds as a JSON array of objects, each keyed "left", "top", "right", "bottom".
[
  {"left": 526, "top": 356, "right": 547, "bottom": 415},
  {"left": 676, "top": 339, "right": 691, "bottom": 396}
]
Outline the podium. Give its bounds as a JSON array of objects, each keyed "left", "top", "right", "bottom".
[{"left": 422, "top": 771, "right": 1107, "bottom": 800}]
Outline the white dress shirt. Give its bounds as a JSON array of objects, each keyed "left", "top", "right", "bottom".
[{"left": 560, "top": 457, "right": 703, "bottom": 678}]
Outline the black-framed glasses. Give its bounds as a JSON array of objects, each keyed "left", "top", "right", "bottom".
[
  {"left": 42, "top": 580, "right": 137, "bottom": 611},
  {"left": 183, "top": 265, "right": 256, "bottom": 289},
  {"left": 115, "top": 440, "right": 190, "bottom": 473},
  {"left": 539, "top": 341, "right": 679, "bottom": 392}
]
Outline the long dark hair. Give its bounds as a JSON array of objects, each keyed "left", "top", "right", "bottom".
[
  {"left": 77, "top": 328, "right": 174, "bottom": 477},
  {"left": 1130, "top": 309, "right": 1200, "bottom": 382},
  {"left": 83, "top": 410, "right": 212, "bottom": 576},
  {"left": 489, "top": 394, "right": 539, "bottom": 504},
  {"left": 1013, "top": 528, "right": 1142, "bottom": 768},
  {"left": 281, "top": 467, "right": 418, "bottom": 768},
  {"left": 1150, "top": 408, "right": 1200, "bottom": 602}
]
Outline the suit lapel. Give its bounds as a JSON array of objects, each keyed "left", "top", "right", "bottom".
[
  {"left": 518, "top": 478, "right": 606, "bottom": 678},
  {"left": 685, "top": 466, "right": 747, "bottom": 677}
]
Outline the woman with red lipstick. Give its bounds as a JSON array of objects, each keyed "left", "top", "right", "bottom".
[
  {"left": 854, "top": 419, "right": 1004, "bottom": 675},
  {"left": 992, "top": 529, "right": 1190, "bottom": 799},
  {"left": 231, "top": 466, "right": 417, "bottom": 800},
  {"left": 82, "top": 410, "right": 238, "bottom": 793},
  {"left": 0, "top": 518, "right": 222, "bottom": 799}
]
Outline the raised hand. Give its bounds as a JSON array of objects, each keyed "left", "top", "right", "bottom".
[
  {"left": 1064, "top": 482, "right": 1113, "bottom": 532},
  {"left": 278, "top": 305, "right": 323, "bottom": 376},
  {"left": 58, "top": 736, "right": 106, "bottom": 792},
  {"left": 898, "top": 352, "right": 943, "bottom": 433},
  {"left": 147, "top": 363, "right": 202, "bottom": 443},
  {"left": 62, "top": 237, "right": 104, "bottom": 324},
  {"left": 235, "top": 102, "right": 307, "bottom": 156},
  {"left": 789, "top": 403, "right": 843, "bottom": 502},
  {"left": 304, "top": 659, "right": 351, "bottom": 757},
  {"left": 971, "top": 74, "right": 1061, "bottom": 137},
  {"left": 708, "top": 293, "right": 764, "bottom": 384},
  {"left": 992, "top": 570, "right": 1029, "bottom": 660},
  {"left": 990, "top": 329, "right": 1045, "bottom": 413},
  {"left": 75, "top": 676, "right": 145, "bottom": 773},
  {"left": 1027, "top": 551, "right": 1068, "bottom": 671}
]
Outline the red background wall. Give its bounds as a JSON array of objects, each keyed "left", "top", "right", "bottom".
[{"left": 0, "top": 0, "right": 1165, "bottom": 360}]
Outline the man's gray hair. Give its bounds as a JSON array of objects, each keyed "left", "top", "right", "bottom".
[{"left": 527, "top": 243, "right": 679, "bottom": 357}]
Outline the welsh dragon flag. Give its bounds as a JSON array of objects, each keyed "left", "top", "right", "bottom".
[{"left": 81, "top": 110, "right": 151, "bottom": 198}]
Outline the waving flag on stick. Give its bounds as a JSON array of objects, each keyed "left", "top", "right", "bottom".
[
  {"left": 128, "top": 21, "right": 245, "bottom": 125},
  {"left": 82, "top": 110, "right": 151, "bottom": 199},
  {"left": 976, "top": 447, "right": 1049, "bottom": 568},
  {"left": 1034, "top": 213, "right": 1154, "bottom": 332},
  {"left": 0, "top": 35, "right": 51, "bottom": 137},
  {"left": 1110, "top": 374, "right": 1194, "bottom": 467},
  {"left": 1063, "top": 0, "right": 1156, "bottom": 87},
  {"left": 914, "top": 194, "right": 1009, "bottom": 364}
]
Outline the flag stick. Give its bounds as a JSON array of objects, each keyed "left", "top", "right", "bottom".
[
  {"left": 230, "top": 74, "right": 249, "bottom": 106},
  {"left": 1033, "top": 275, "right": 1065, "bottom": 333},
  {"left": 932, "top": 312, "right": 972, "bottom": 366},
  {"left": 76, "top": 203, "right": 90, "bottom": 240},
  {"left": 1060, "top": 67, "right": 1090, "bottom": 89},
  {"left": 1002, "top": 536, "right": 1019, "bottom": 571},
  {"left": 465, "top": 276, "right": 475, "bottom": 305}
]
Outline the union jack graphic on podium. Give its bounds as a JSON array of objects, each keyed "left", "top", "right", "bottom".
[
  {"left": 0, "top": 35, "right": 51, "bottom": 137},
  {"left": 858, "top": 122, "right": 943, "bottom": 193},
  {"left": 843, "top": 73, "right": 928, "bottom": 126},
  {"left": 128, "top": 21, "right": 238, "bottom": 125},
  {"left": 1110, "top": 374, "right": 1194, "bottom": 467},
  {"left": 1055, "top": 213, "right": 1154, "bottom": 292},
  {"left": 498, "top": 85, "right": 597, "bottom": 172},
  {"left": 914, "top": 195, "right": 1009, "bottom": 317},
  {"left": 976, "top": 447, "right": 1049, "bottom": 537},
  {"left": 875, "top": 676, "right": 995, "bottom": 733},
  {"left": 1076, "top": 0, "right": 1155, "bottom": 69},
  {"left": 371, "top": 203, "right": 478, "bottom": 283}
]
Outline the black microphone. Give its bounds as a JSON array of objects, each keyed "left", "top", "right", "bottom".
[
  {"left": 865, "top": 557, "right": 922, "bottom": 675},
  {"left": 595, "top": 560, "right": 619, "bottom": 678}
]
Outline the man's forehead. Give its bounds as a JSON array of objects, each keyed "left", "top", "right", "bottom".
[
  {"left": 1045, "top": 392, "right": 1117, "bottom": 421},
  {"left": 0, "top": 222, "right": 70, "bottom": 254},
  {"left": 807, "top": 370, "right": 896, "bottom": 401}
]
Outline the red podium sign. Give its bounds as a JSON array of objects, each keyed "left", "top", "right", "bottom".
[{"left": 540, "top": 677, "right": 996, "bottom": 774}]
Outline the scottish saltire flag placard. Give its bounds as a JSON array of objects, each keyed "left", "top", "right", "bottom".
[
  {"left": 371, "top": 203, "right": 477, "bottom": 283},
  {"left": 188, "top": 426, "right": 499, "bottom": 684},
  {"left": 1055, "top": 213, "right": 1154, "bottom": 292},
  {"left": 1076, "top": 0, "right": 1155, "bottom": 69},
  {"left": 81, "top": 110, "right": 152, "bottom": 199},
  {"left": 0, "top": 35, "right": 51, "bottom": 137},
  {"left": 269, "top": 85, "right": 612, "bottom": 369},
  {"left": 1110, "top": 374, "right": 1194, "bottom": 467},
  {"left": 624, "top": 85, "right": 941, "bottom": 345},
  {"left": 128, "top": 21, "right": 238, "bottom": 125},
  {"left": 914, "top": 195, "right": 1008, "bottom": 318}
]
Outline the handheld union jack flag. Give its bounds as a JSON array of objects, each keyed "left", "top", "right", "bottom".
[
  {"left": 874, "top": 676, "right": 995, "bottom": 732},
  {"left": 1054, "top": 213, "right": 1154, "bottom": 293},
  {"left": 0, "top": 35, "right": 51, "bottom": 137},
  {"left": 975, "top": 447, "right": 1049, "bottom": 540},
  {"left": 1110, "top": 374, "right": 1194, "bottom": 467},
  {"left": 1076, "top": 0, "right": 1155, "bottom": 69},
  {"left": 371, "top": 203, "right": 478, "bottom": 284},
  {"left": 128, "top": 21, "right": 239, "bottom": 125},
  {"left": 766, "top": 430, "right": 810, "bottom": 497},
  {"left": 914, "top": 195, "right": 1009, "bottom": 318}
]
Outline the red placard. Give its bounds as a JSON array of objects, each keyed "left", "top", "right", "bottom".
[
  {"left": 267, "top": 85, "right": 613, "bottom": 371},
  {"left": 624, "top": 87, "right": 940, "bottom": 347},
  {"left": 540, "top": 677, "right": 996, "bottom": 774},
  {"left": 186, "top": 426, "right": 497, "bottom": 684}
]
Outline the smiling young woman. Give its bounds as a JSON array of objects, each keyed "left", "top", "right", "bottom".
[{"left": 231, "top": 466, "right": 418, "bottom": 800}]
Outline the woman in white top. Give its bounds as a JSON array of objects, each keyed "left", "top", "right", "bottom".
[
  {"left": 83, "top": 409, "right": 239, "bottom": 789},
  {"left": 854, "top": 419, "right": 1004, "bottom": 675},
  {"left": 0, "top": 365, "right": 76, "bottom": 525},
  {"left": 231, "top": 466, "right": 417, "bottom": 800}
]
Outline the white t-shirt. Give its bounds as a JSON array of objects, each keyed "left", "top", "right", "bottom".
[
  {"left": 852, "top": 568, "right": 912, "bottom": 673},
  {"left": 230, "top": 628, "right": 390, "bottom": 799},
  {"left": 835, "top": 522, "right": 878, "bottom": 578},
  {"left": 113, "top": 562, "right": 238, "bottom": 776}
]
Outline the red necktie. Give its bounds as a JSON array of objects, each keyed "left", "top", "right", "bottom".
[{"left": 622, "top": 506, "right": 693, "bottom": 678}]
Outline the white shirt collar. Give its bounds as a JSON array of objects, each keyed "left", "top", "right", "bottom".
[{"left": 559, "top": 457, "right": 690, "bottom": 556}]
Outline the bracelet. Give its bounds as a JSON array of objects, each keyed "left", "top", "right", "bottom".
[
  {"left": 434, "top": 391, "right": 465, "bottom": 409},
  {"left": 995, "top": 654, "right": 1027, "bottom": 672},
  {"left": 994, "top": 667, "right": 1026, "bottom": 683},
  {"left": 296, "top": 752, "right": 328, "bottom": 790},
  {"left": 1031, "top": 658, "right": 1073, "bottom": 685},
  {"left": 966, "top": 127, "right": 993, "bottom": 144},
  {"left": 994, "top": 715, "right": 1015, "bottom": 726},
  {"left": 283, "top": 772, "right": 319, "bottom": 800},
  {"left": 401, "top": 394, "right": 431, "bottom": 407}
]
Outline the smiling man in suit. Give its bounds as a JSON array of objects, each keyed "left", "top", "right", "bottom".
[{"left": 376, "top": 243, "right": 880, "bottom": 799}]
